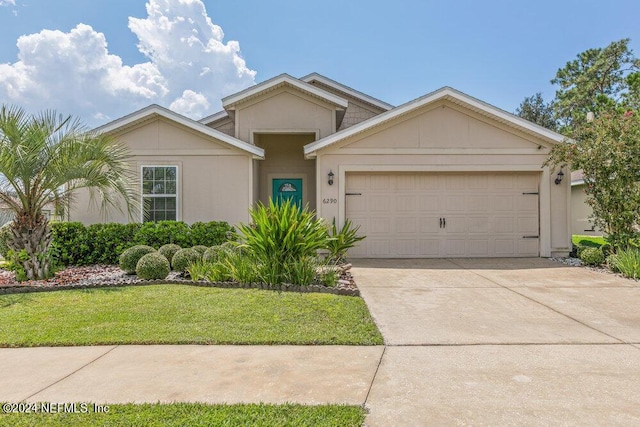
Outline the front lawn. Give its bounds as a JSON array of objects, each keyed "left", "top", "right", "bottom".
[
  {"left": 0, "top": 285, "right": 383, "bottom": 347},
  {"left": 0, "top": 403, "right": 366, "bottom": 427},
  {"left": 572, "top": 234, "right": 607, "bottom": 248}
]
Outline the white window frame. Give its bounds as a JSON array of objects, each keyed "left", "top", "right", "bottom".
[{"left": 140, "top": 165, "right": 180, "bottom": 222}]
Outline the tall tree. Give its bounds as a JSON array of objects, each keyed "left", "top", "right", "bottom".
[
  {"left": 551, "top": 38, "right": 640, "bottom": 133},
  {"left": 0, "top": 105, "right": 137, "bottom": 280},
  {"left": 545, "top": 109, "right": 640, "bottom": 249},
  {"left": 515, "top": 92, "right": 558, "bottom": 130}
]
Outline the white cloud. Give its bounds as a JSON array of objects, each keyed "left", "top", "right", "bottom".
[
  {"left": 0, "top": 0, "right": 256, "bottom": 125},
  {"left": 0, "top": 1, "right": 17, "bottom": 6}
]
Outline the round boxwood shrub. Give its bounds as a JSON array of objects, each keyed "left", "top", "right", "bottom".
[
  {"left": 579, "top": 247, "right": 604, "bottom": 266},
  {"left": 172, "top": 247, "right": 202, "bottom": 273},
  {"left": 136, "top": 252, "right": 170, "bottom": 280},
  {"left": 202, "top": 245, "right": 222, "bottom": 264},
  {"left": 192, "top": 245, "right": 208, "bottom": 255},
  {"left": 158, "top": 243, "right": 181, "bottom": 266},
  {"left": 119, "top": 245, "right": 156, "bottom": 274}
]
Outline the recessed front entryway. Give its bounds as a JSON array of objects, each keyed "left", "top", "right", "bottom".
[{"left": 346, "top": 172, "right": 540, "bottom": 258}]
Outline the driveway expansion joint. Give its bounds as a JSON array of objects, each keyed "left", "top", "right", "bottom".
[
  {"left": 363, "top": 346, "right": 386, "bottom": 408},
  {"left": 23, "top": 345, "right": 120, "bottom": 401}
]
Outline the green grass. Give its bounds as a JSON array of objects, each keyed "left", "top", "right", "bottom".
[
  {"left": 0, "top": 403, "right": 366, "bottom": 427},
  {"left": 572, "top": 234, "right": 607, "bottom": 248},
  {"left": 0, "top": 285, "right": 383, "bottom": 347}
]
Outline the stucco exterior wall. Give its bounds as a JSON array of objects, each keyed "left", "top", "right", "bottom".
[
  {"left": 313, "top": 102, "right": 571, "bottom": 257},
  {"left": 69, "top": 118, "right": 252, "bottom": 226},
  {"left": 234, "top": 88, "right": 336, "bottom": 143}
]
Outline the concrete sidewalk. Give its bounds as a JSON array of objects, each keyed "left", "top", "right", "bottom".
[
  {"left": 0, "top": 345, "right": 383, "bottom": 404},
  {"left": 1, "top": 258, "right": 639, "bottom": 426}
]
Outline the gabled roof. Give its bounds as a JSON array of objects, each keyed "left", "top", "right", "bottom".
[
  {"left": 198, "top": 110, "right": 229, "bottom": 125},
  {"left": 300, "top": 72, "right": 394, "bottom": 111},
  {"left": 94, "top": 104, "right": 264, "bottom": 158},
  {"left": 221, "top": 73, "right": 349, "bottom": 110},
  {"left": 304, "top": 86, "right": 566, "bottom": 156}
]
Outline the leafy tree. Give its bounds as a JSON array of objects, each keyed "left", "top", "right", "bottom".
[
  {"left": 551, "top": 38, "right": 640, "bottom": 132},
  {"left": 516, "top": 92, "right": 558, "bottom": 130},
  {"left": 0, "top": 105, "right": 137, "bottom": 280},
  {"left": 545, "top": 109, "right": 640, "bottom": 250}
]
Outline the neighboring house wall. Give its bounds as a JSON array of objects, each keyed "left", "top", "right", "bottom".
[
  {"left": 571, "top": 183, "right": 600, "bottom": 235},
  {"left": 314, "top": 100, "right": 570, "bottom": 257},
  {"left": 70, "top": 117, "right": 253, "bottom": 225}
]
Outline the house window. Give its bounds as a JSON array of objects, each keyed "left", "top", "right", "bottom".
[{"left": 142, "top": 166, "right": 178, "bottom": 222}]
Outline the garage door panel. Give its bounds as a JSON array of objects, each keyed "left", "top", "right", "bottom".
[
  {"left": 396, "top": 217, "right": 417, "bottom": 233},
  {"left": 468, "top": 239, "right": 489, "bottom": 256},
  {"left": 346, "top": 172, "right": 539, "bottom": 258},
  {"left": 370, "top": 217, "right": 391, "bottom": 234}
]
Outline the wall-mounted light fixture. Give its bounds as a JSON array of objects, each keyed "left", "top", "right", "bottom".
[
  {"left": 554, "top": 170, "right": 564, "bottom": 185},
  {"left": 328, "top": 170, "right": 334, "bottom": 186}
]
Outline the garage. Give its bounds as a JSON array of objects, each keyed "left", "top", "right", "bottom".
[
  {"left": 346, "top": 172, "right": 540, "bottom": 258},
  {"left": 305, "top": 86, "right": 571, "bottom": 258}
]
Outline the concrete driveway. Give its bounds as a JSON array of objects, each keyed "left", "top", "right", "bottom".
[{"left": 354, "top": 258, "right": 640, "bottom": 426}]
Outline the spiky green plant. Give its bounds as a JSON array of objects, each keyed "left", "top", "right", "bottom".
[
  {"left": 236, "top": 198, "right": 329, "bottom": 284},
  {"left": 326, "top": 218, "right": 366, "bottom": 263}
]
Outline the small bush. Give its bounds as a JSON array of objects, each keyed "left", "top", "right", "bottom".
[
  {"left": 579, "top": 247, "right": 604, "bottom": 266},
  {"left": 0, "top": 223, "right": 11, "bottom": 258},
  {"left": 158, "top": 244, "right": 181, "bottom": 266},
  {"left": 119, "top": 245, "right": 156, "bottom": 274},
  {"left": 136, "top": 252, "right": 170, "bottom": 280},
  {"left": 192, "top": 245, "right": 208, "bottom": 255},
  {"left": 172, "top": 248, "right": 202, "bottom": 274},
  {"left": 202, "top": 246, "right": 222, "bottom": 264},
  {"left": 608, "top": 249, "right": 640, "bottom": 279}
]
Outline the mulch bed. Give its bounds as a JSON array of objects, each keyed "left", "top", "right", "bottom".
[{"left": 0, "top": 265, "right": 360, "bottom": 296}]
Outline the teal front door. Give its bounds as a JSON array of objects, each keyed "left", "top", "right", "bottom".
[{"left": 272, "top": 178, "right": 302, "bottom": 206}]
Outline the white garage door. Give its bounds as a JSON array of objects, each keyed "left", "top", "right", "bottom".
[{"left": 346, "top": 172, "right": 540, "bottom": 258}]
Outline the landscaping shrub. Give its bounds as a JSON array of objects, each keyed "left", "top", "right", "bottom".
[
  {"left": 192, "top": 245, "right": 208, "bottom": 255},
  {"left": 189, "top": 221, "right": 235, "bottom": 246},
  {"left": 136, "top": 252, "right": 170, "bottom": 280},
  {"left": 237, "top": 198, "right": 328, "bottom": 284},
  {"left": 86, "top": 223, "right": 141, "bottom": 264},
  {"left": 134, "top": 221, "right": 191, "bottom": 248},
  {"left": 579, "top": 247, "right": 605, "bottom": 266},
  {"left": 607, "top": 249, "right": 640, "bottom": 279},
  {"left": 171, "top": 247, "right": 201, "bottom": 274},
  {"left": 50, "top": 222, "right": 90, "bottom": 265},
  {"left": 326, "top": 218, "right": 366, "bottom": 263},
  {"left": 119, "top": 245, "right": 157, "bottom": 274},
  {"left": 158, "top": 244, "right": 181, "bottom": 266},
  {"left": 202, "top": 245, "right": 222, "bottom": 264},
  {"left": 0, "top": 223, "right": 11, "bottom": 258}
]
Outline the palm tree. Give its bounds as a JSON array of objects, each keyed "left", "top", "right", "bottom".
[{"left": 0, "top": 105, "right": 137, "bottom": 280}]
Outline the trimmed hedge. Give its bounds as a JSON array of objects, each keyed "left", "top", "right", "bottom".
[
  {"left": 119, "top": 245, "right": 156, "bottom": 274},
  {"left": 158, "top": 244, "right": 181, "bottom": 267},
  {"left": 51, "top": 221, "right": 233, "bottom": 266},
  {"left": 172, "top": 248, "right": 202, "bottom": 273},
  {"left": 136, "top": 252, "right": 171, "bottom": 280}
]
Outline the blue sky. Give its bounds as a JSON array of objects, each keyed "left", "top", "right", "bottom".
[{"left": 0, "top": 0, "right": 638, "bottom": 126}]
